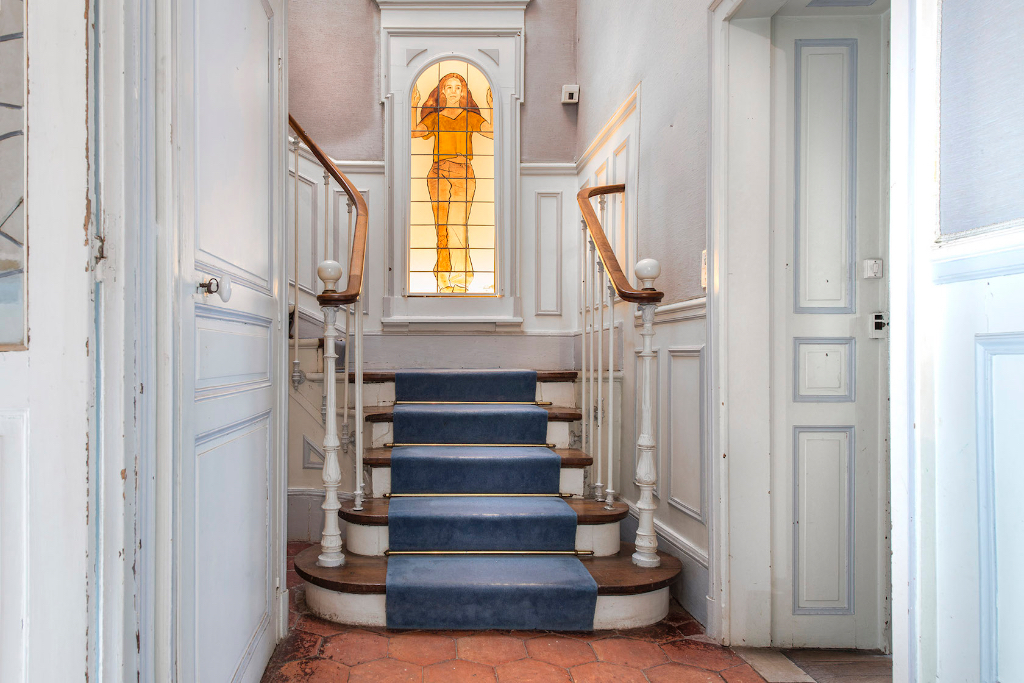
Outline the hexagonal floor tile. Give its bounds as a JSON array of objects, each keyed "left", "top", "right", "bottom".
[
  {"left": 456, "top": 634, "right": 527, "bottom": 666},
  {"left": 388, "top": 633, "right": 457, "bottom": 666},
  {"left": 646, "top": 662, "right": 725, "bottom": 683},
  {"left": 267, "top": 659, "right": 350, "bottom": 683},
  {"left": 591, "top": 637, "right": 668, "bottom": 669},
  {"left": 321, "top": 630, "right": 389, "bottom": 667},
  {"left": 524, "top": 635, "right": 596, "bottom": 668},
  {"left": 496, "top": 658, "right": 571, "bottom": 682},
  {"left": 348, "top": 657, "right": 421, "bottom": 683},
  {"left": 661, "top": 640, "right": 745, "bottom": 672},
  {"left": 423, "top": 658, "right": 496, "bottom": 683},
  {"left": 569, "top": 661, "right": 649, "bottom": 683}
]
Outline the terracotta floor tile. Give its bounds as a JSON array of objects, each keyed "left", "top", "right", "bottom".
[
  {"left": 287, "top": 570, "right": 304, "bottom": 589},
  {"left": 646, "top": 662, "right": 724, "bottom": 683},
  {"left": 322, "top": 631, "right": 390, "bottom": 667},
  {"left": 269, "top": 631, "right": 322, "bottom": 666},
  {"left": 457, "top": 634, "right": 528, "bottom": 666},
  {"left": 267, "top": 659, "right": 350, "bottom": 683},
  {"left": 719, "top": 664, "right": 767, "bottom": 683},
  {"left": 348, "top": 658, "right": 422, "bottom": 683},
  {"left": 621, "top": 622, "right": 697, "bottom": 644},
  {"left": 496, "top": 658, "right": 571, "bottom": 682},
  {"left": 424, "top": 659, "right": 497, "bottom": 683},
  {"left": 296, "top": 615, "right": 348, "bottom": 638},
  {"left": 664, "top": 606, "right": 697, "bottom": 626},
  {"left": 287, "top": 542, "right": 313, "bottom": 557},
  {"left": 591, "top": 637, "right": 668, "bottom": 669},
  {"left": 524, "top": 635, "right": 596, "bottom": 668},
  {"left": 678, "top": 621, "right": 704, "bottom": 637},
  {"left": 290, "top": 586, "right": 311, "bottom": 615},
  {"left": 389, "top": 632, "right": 457, "bottom": 666},
  {"left": 568, "top": 661, "right": 649, "bottom": 683},
  {"left": 288, "top": 612, "right": 299, "bottom": 629},
  {"left": 661, "top": 640, "right": 744, "bottom": 671}
]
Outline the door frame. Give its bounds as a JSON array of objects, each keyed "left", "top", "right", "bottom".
[{"left": 706, "top": 0, "right": 894, "bottom": 651}]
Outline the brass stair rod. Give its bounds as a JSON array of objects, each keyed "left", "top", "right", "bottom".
[
  {"left": 384, "top": 549, "right": 595, "bottom": 556},
  {"left": 384, "top": 442, "right": 557, "bottom": 448}
]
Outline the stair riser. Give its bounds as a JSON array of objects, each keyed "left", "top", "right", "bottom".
[
  {"left": 369, "top": 420, "right": 572, "bottom": 449},
  {"left": 345, "top": 520, "right": 620, "bottom": 557},
  {"left": 299, "top": 378, "right": 577, "bottom": 409},
  {"left": 370, "top": 466, "right": 585, "bottom": 498},
  {"left": 303, "top": 582, "right": 670, "bottom": 631}
]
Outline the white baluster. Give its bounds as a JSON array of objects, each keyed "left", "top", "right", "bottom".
[
  {"left": 580, "top": 218, "right": 589, "bottom": 470},
  {"left": 593, "top": 251, "right": 604, "bottom": 500},
  {"left": 605, "top": 278, "right": 616, "bottom": 510},
  {"left": 354, "top": 290, "right": 365, "bottom": 510},
  {"left": 632, "top": 258, "right": 661, "bottom": 567},
  {"left": 291, "top": 139, "right": 304, "bottom": 388},
  {"left": 317, "top": 260, "right": 345, "bottom": 567}
]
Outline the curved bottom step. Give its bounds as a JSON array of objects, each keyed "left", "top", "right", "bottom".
[{"left": 294, "top": 542, "right": 681, "bottom": 631}]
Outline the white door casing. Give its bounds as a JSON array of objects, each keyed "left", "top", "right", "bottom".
[
  {"left": 769, "top": 15, "right": 890, "bottom": 649},
  {"left": 173, "top": 0, "right": 287, "bottom": 680}
]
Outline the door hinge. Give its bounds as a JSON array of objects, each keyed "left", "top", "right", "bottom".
[{"left": 92, "top": 233, "right": 108, "bottom": 282}]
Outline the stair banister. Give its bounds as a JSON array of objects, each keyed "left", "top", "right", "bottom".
[
  {"left": 576, "top": 185, "right": 664, "bottom": 568},
  {"left": 289, "top": 114, "right": 370, "bottom": 566}
]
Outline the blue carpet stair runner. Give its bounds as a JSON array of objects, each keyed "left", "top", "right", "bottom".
[{"left": 384, "top": 369, "right": 598, "bottom": 631}]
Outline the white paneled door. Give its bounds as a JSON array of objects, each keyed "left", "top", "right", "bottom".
[
  {"left": 769, "top": 16, "right": 890, "bottom": 648},
  {"left": 175, "top": 0, "right": 286, "bottom": 680}
]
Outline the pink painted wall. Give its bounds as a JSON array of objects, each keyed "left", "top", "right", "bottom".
[{"left": 288, "top": 0, "right": 578, "bottom": 163}]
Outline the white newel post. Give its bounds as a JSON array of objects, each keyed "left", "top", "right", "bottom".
[
  {"left": 317, "top": 260, "right": 345, "bottom": 567},
  {"left": 632, "top": 258, "right": 661, "bottom": 568}
]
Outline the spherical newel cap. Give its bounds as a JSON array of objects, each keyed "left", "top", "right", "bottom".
[
  {"left": 317, "top": 260, "right": 343, "bottom": 292},
  {"left": 635, "top": 258, "right": 661, "bottom": 290}
]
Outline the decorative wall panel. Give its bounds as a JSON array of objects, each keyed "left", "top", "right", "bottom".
[
  {"left": 194, "top": 305, "right": 272, "bottom": 401},
  {"left": 534, "top": 192, "right": 562, "bottom": 315},
  {"left": 667, "top": 346, "right": 705, "bottom": 522}
]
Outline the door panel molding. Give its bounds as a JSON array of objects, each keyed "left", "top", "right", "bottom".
[
  {"left": 794, "top": 38, "right": 858, "bottom": 314},
  {"left": 792, "top": 425, "right": 855, "bottom": 615}
]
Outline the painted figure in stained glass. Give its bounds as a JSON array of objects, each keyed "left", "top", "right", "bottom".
[{"left": 411, "top": 69, "right": 493, "bottom": 293}]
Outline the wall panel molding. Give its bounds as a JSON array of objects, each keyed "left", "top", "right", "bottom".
[
  {"left": 534, "top": 191, "right": 563, "bottom": 316},
  {"left": 667, "top": 346, "right": 705, "bottom": 523},
  {"left": 194, "top": 304, "right": 273, "bottom": 402},
  {"left": 0, "top": 411, "right": 28, "bottom": 681}
]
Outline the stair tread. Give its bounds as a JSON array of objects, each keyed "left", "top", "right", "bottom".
[
  {"left": 340, "top": 497, "right": 629, "bottom": 526},
  {"left": 294, "top": 542, "right": 682, "bottom": 596},
  {"left": 364, "top": 404, "right": 581, "bottom": 423},
  {"left": 364, "top": 447, "right": 592, "bottom": 468}
]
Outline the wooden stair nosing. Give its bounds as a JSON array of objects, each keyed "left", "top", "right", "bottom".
[
  {"left": 363, "top": 404, "right": 582, "bottom": 423},
  {"left": 363, "top": 447, "right": 592, "bottom": 469},
  {"left": 338, "top": 497, "right": 628, "bottom": 526},
  {"left": 293, "top": 542, "right": 682, "bottom": 596}
]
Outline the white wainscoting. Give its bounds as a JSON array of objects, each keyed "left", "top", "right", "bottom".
[{"left": 667, "top": 346, "right": 705, "bottom": 523}]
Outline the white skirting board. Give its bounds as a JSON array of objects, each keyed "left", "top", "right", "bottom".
[{"left": 304, "top": 582, "right": 670, "bottom": 631}]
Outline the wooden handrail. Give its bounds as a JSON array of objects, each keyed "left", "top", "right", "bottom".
[
  {"left": 576, "top": 185, "right": 664, "bottom": 304},
  {"left": 289, "top": 114, "right": 368, "bottom": 306}
]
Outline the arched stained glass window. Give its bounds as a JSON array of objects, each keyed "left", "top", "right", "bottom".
[{"left": 409, "top": 59, "right": 496, "bottom": 295}]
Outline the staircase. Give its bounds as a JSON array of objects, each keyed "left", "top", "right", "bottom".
[
  {"left": 292, "top": 367, "right": 681, "bottom": 631},
  {"left": 288, "top": 117, "right": 679, "bottom": 632}
]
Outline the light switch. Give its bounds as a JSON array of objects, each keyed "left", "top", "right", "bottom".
[
  {"left": 862, "top": 258, "right": 883, "bottom": 279},
  {"left": 561, "top": 85, "right": 580, "bottom": 104}
]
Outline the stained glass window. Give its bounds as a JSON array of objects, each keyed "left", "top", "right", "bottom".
[{"left": 409, "top": 59, "right": 496, "bottom": 295}]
